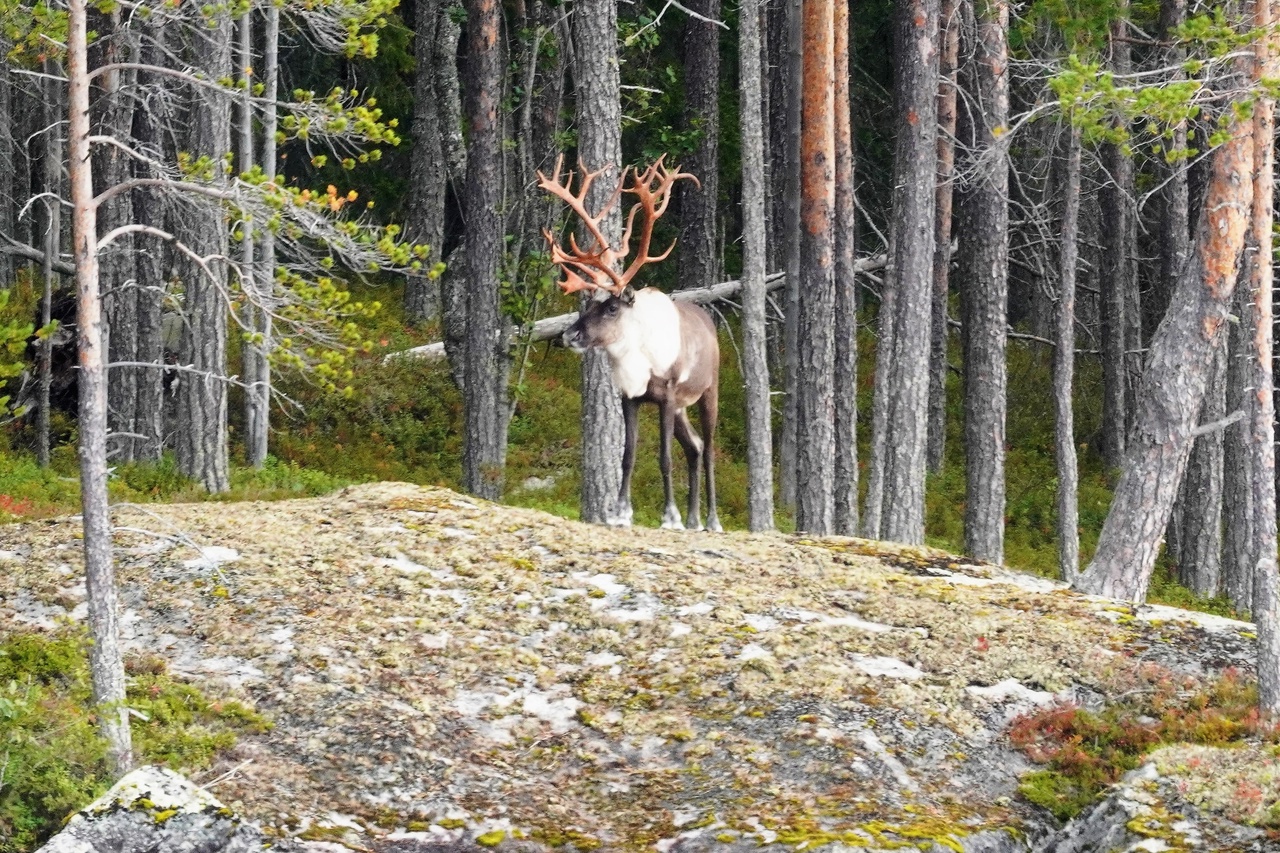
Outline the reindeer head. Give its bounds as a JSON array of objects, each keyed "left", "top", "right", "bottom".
[{"left": 538, "top": 155, "right": 698, "bottom": 353}]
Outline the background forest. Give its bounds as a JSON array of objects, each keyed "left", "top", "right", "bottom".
[{"left": 1, "top": 0, "right": 1280, "bottom": 707}]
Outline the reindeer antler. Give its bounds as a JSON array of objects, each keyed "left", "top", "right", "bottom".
[
  {"left": 539, "top": 153, "right": 699, "bottom": 297},
  {"left": 617, "top": 155, "right": 699, "bottom": 289}
]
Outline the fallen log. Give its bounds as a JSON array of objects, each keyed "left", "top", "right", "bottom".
[{"left": 385, "top": 253, "right": 888, "bottom": 364}]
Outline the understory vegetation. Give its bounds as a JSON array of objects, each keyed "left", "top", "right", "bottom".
[
  {"left": 0, "top": 280, "right": 1238, "bottom": 617},
  {"left": 1011, "top": 667, "right": 1280, "bottom": 825},
  {"left": 0, "top": 629, "right": 269, "bottom": 851}
]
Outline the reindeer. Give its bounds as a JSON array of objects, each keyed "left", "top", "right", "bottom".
[{"left": 538, "top": 156, "right": 722, "bottom": 532}]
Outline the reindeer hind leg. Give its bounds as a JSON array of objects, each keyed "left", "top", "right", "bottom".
[{"left": 674, "top": 409, "right": 703, "bottom": 529}]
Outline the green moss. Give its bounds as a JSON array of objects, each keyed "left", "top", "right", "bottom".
[
  {"left": 475, "top": 829, "right": 506, "bottom": 846},
  {"left": 0, "top": 630, "right": 270, "bottom": 853},
  {"left": 436, "top": 817, "right": 467, "bottom": 829}
]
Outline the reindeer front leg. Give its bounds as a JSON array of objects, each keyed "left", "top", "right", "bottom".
[
  {"left": 658, "top": 399, "right": 683, "bottom": 529},
  {"left": 609, "top": 396, "right": 640, "bottom": 527}
]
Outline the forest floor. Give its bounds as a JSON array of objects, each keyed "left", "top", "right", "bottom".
[{"left": 0, "top": 482, "right": 1275, "bottom": 851}]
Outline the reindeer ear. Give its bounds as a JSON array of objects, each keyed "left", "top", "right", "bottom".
[{"left": 620, "top": 286, "right": 636, "bottom": 306}]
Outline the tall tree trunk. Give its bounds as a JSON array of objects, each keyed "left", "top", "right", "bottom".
[
  {"left": 779, "top": 0, "right": 803, "bottom": 511},
  {"left": 129, "top": 21, "right": 168, "bottom": 462},
  {"left": 68, "top": 0, "right": 132, "bottom": 774},
  {"left": 927, "top": 0, "right": 959, "bottom": 475},
  {"left": 794, "top": 0, "right": 836, "bottom": 535},
  {"left": 406, "top": 0, "right": 445, "bottom": 324},
  {"left": 439, "top": 2, "right": 468, "bottom": 384},
  {"left": 1247, "top": 0, "right": 1279, "bottom": 711},
  {"left": 740, "top": 0, "right": 774, "bottom": 532},
  {"left": 571, "top": 0, "right": 625, "bottom": 523},
  {"left": 1099, "top": 5, "right": 1135, "bottom": 468},
  {"left": 1178, "top": 343, "right": 1226, "bottom": 596},
  {"left": 1074, "top": 112, "right": 1254, "bottom": 603},
  {"left": 1223, "top": 289, "right": 1254, "bottom": 611},
  {"left": 876, "top": 0, "right": 940, "bottom": 544},
  {"left": 833, "top": 0, "right": 858, "bottom": 535},
  {"left": 238, "top": 9, "right": 266, "bottom": 468},
  {"left": 37, "top": 65, "right": 61, "bottom": 469},
  {"left": 678, "top": 0, "right": 721, "bottom": 292},
  {"left": 247, "top": 3, "right": 279, "bottom": 468},
  {"left": 175, "top": 19, "right": 232, "bottom": 494},
  {"left": 0, "top": 65, "right": 14, "bottom": 289},
  {"left": 1159, "top": 0, "right": 1192, "bottom": 566},
  {"left": 1055, "top": 125, "right": 1082, "bottom": 583},
  {"left": 958, "top": 0, "right": 1009, "bottom": 563},
  {"left": 461, "top": 0, "right": 510, "bottom": 501},
  {"left": 95, "top": 10, "right": 139, "bottom": 464}
]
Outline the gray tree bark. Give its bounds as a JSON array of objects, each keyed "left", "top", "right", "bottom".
[
  {"left": 37, "top": 65, "right": 61, "bottom": 469},
  {"left": 94, "top": 10, "right": 140, "bottom": 463},
  {"left": 794, "top": 0, "right": 836, "bottom": 535},
  {"left": 779, "top": 0, "right": 803, "bottom": 512},
  {"left": 1055, "top": 125, "right": 1082, "bottom": 583},
  {"left": 1222, "top": 288, "right": 1254, "bottom": 612},
  {"left": 246, "top": 4, "right": 279, "bottom": 469},
  {"left": 875, "top": 0, "right": 940, "bottom": 544},
  {"left": 1178, "top": 342, "right": 1226, "bottom": 597},
  {"left": 1099, "top": 6, "right": 1135, "bottom": 468},
  {"left": 237, "top": 10, "right": 267, "bottom": 468},
  {"left": 740, "top": 0, "right": 774, "bottom": 532},
  {"left": 175, "top": 18, "right": 232, "bottom": 494},
  {"left": 571, "top": 0, "right": 625, "bottom": 523},
  {"left": 927, "top": 0, "right": 959, "bottom": 475},
  {"left": 461, "top": 0, "right": 510, "bottom": 501},
  {"left": 678, "top": 0, "right": 721, "bottom": 292},
  {"left": 128, "top": 21, "right": 169, "bottom": 462},
  {"left": 833, "top": 0, "right": 858, "bottom": 536},
  {"left": 68, "top": 0, "right": 133, "bottom": 773},
  {"left": 1074, "top": 110, "right": 1254, "bottom": 603},
  {"left": 957, "top": 0, "right": 1009, "bottom": 564},
  {"left": 405, "top": 0, "right": 446, "bottom": 324}
]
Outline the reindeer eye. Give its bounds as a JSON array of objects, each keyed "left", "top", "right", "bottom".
[{"left": 607, "top": 303, "right": 619, "bottom": 315}]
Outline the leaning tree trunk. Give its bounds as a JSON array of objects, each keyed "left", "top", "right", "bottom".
[
  {"left": 571, "top": 0, "right": 625, "bottom": 523},
  {"left": 833, "top": 0, "right": 858, "bottom": 536},
  {"left": 927, "top": 0, "right": 959, "bottom": 475},
  {"left": 678, "top": 0, "right": 721, "bottom": 292},
  {"left": 68, "top": 0, "right": 133, "bottom": 774},
  {"left": 175, "top": 19, "right": 232, "bottom": 494},
  {"left": 740, "top": 0, "right": 774, "bottom": 532},
  {"left": 794, "top": 0, "right": 836, "bottom": 535},
  {"left": 405, "top": 0, "right": 445, "bottom": 324},
  {"left": 461, "top": 0, "right": 510, "bottom": 501},
  {"left": 1055, "top": 124, "right": 1082, "bottom": 583},
  {"left": 1159, "top": 0, "right": 1192, "bottom": 562},
  {"left": 1074, "top": 110, "right": 1254, "bottom": 603},
  {"left": 1246, "top": 0, "right": 1279, "bottom": 712},
  {"left": 957, "top": 0, "right": 1010, "bottom": 564},
  {"left": 876, "top": 0, "right": 940, "bottom": 544},
  {"left": 0, "top": 65, "right": 13, "bottom": 290}
]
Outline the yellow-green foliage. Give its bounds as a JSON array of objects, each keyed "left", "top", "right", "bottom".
[{"left": 0, "top": 631, "right": 269, "bottom": 853}]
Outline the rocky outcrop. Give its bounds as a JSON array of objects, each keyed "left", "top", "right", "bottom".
[
  {"left": 36, "top": 766, "right": 289, "bottom": 853},
  {"left": 2, "top": 484, "right": 1275, "bottom": 851}
]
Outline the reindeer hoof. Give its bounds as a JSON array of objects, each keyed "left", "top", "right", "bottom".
[
  {"left": 705, "top": 518, "right": 724, "bottom": 533},
  {"left": 660, "top": 506, "right": 684, "bottom": 530},
  {"left": 605, "top": 501, "right": 633, "bottom": 527}
]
